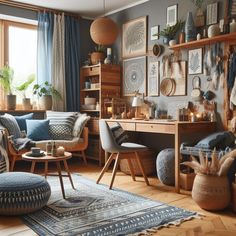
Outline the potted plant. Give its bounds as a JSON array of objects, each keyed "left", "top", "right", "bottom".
[
  {"left": 90, "top": 45, "right": 106, "bottom": 65},
  {"left": 16, "top": 74, "right": 35, "bottom": 110},
  {"left": 181, "top": 149, "right": 236, "bottom": 210},
  {"left": 156, "top": 20, "right": 185, "bottom": 45},
  {"left": 33, "top": 81, "right": 62, "bottom": 110},
  {"left": 0, "top": 64, "right": 16, "bottom": 110}
]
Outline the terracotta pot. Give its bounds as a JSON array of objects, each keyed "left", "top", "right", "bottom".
[
  {"left": 6, "top": 95, "right": 16, "bottom": 110},
  {"left": 192, "top": 174, "right": 230, "bottom": 210},
  {"left": 91, "top": 52, "right": 105, "bottom": 65},
  {"left": 39, "top": 95, "right": 52, "bottom": 110}
]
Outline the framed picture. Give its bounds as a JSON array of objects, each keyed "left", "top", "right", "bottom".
[
  {"left": 206, "top": 2, "right": 218, "bottom": 25},
  {"left": 150, "top": 25, "right": 159, "bottom": 41},
  {"left": 166, "top": 4, "right": 177, "bottom": 26},
  {"left": 188, "top": 48, "right": 203, "bottom": 75},
  {"left": 148, "top": 57, "right": 159, "bottom": 96},
  {"left": 123, "top": 56, "right": 146, "bottom": 96},
  {"left": 122, "top": 16, "right": 147, "bottom": 58},
  {"left": 230, "top": 0, "right": 236, "bottom": 18}
]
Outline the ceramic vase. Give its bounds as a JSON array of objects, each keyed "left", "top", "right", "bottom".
[
  {"left": 208, "top": 24, "right": 220, "bottom": 38},
  {"left": 185, "top": 12, "right": 196, "bottom": 42},
  {"left": 22, "top": 98, "right": 32, "bottom": 110},
  {"left": 192, "top": 174, "right": 230, "bottom": 210}
]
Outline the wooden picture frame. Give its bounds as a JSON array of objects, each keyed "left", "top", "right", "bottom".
[
  {"left": 122, "top": 16, "right": 147, "bottom": 58},
  {"left": 123, "top": 56, "right": 146, "bottom": 96},
  {"left": 206, "top": 2, "right": 218, "bottom": 25},
  {"left": 148, "top": 56, "right": 159, "bottom": 96},
  {"left": 167, "top": 4, "right": 178, "bottom": 26},
  {"left": 188, "top": 48, "right": 203, "bottom": 75}
]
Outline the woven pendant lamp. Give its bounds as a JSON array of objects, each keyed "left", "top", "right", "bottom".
[{"left": 90, "top": 0, "right": 118, "bottom": 45}]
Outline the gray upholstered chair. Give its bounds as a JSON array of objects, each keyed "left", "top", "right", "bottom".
[{"left": 97, "top": 120, "right": 150, "bottom": 189}]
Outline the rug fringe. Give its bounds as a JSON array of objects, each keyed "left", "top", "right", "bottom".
[{"left": 129, "top": 213, "right": 203, "bottom": 236}]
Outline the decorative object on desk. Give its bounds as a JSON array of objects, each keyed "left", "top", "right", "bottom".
[
  {"left": 157, "top": 20, "right": 184, "bottom": 45},
  {"left": 90, "top": 45, "right": 106, "bottom": 65},
  {"left": 166, "top": 4, "right": 178, "bottom": 26},
  {"left": 104, "top": 48, "right": 112, "bottom": 64},
  {"left": 21, "top": 174, "right": 199, "bottom": 236},
  {"left": 16, "top": 74, "right": 35, "bottom": 110},
  {"left": 90, "top": 0, "right": 118, "bottom": 46},
  {"left": 148, "top": 57, "right": 159, "bottom": 96},
  {"left": 0, "top": 64, "right": 16, "bottom": 110},
  {"left": 33, "top": 81, "right": 62, "bottom": 110},
  {"left": 150, "top": 25, "right": 159, "bottom": 40},
  {"left": 103, "top": 98, "right": 127, "bottom": 119},
  {"left": 208, "top": 24, "right": 220, "bottom": 38},
  {"left": 206, "top": 2, "right": 218, "bottom": 25},
  {"left": 185, "top": 12, "right": 196, "bottom": 42},
  {"left": 181, "top": 149, "right": 236, "bottom": 210},
  {"left": 123, "top": 56, "right": 146, "bottom": 96},
  {"left": 191, "top": 76, "right": 202, "bottom": 101},
  {"left": 230, "top": 19, "right": 236, "bottom": 33},
  {"left": 122, "top": 16, "right": 147, "bottom": 58},
  {"left": 188, "top": 48, "right": 203, "bottom": 74},
  {"left": 132, "top": 95, "right": 143, "bottom": 120}
]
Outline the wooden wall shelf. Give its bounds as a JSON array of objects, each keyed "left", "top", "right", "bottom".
[{"left": 169, "top": 32, "right": 236, "bottom": 50}]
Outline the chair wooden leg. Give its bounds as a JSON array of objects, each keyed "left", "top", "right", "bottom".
[
  {"left": 134, "top": 152, "right": 150, "bottom": 186},
  {"left": 10, "top": 156, "right": 16, "bottom": 171},
  {"left": 81, "top": 151, "right": 87, "bottom": 165},
  {"left": 109, "top": 153, "right": 120, "bottom": 189},
  {"left": 96, "top": 153, "right": 115, "bottom": 184},
  {"left": 127, "top": 159, "right": 136, "bottom": 181}
]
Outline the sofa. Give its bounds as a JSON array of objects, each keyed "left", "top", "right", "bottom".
[{"left": 0, "top": 111, "right": 90, "bottom": 171}]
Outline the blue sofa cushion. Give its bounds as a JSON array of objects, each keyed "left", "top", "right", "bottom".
[
  {"left": 15, "top": 113, "right": 34, "bottom": 131},
  {"left": 26, "top": 119, "right": 50, "bottom": 141},
  {"left": 0, "top": 114, "right": 21, "bottom": 139}
]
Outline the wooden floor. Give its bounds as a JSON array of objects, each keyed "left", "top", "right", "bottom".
[{"left": 0, "top": 158, "right": 236, "bottom": 236}]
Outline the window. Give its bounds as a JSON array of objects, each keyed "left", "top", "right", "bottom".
[{"left": 5, "top": 21, "right": 37, "bottom": 103}]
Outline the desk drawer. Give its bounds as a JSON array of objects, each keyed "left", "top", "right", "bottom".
[
  {"left": 107, "top": 121, "right": 135, "bottom": 131},
  {"left": 136, "top": 123, "right": 175, "bottom": 134}
]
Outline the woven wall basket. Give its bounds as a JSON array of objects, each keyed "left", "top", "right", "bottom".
[{"left": 120, "top": 150, "right": 156, "bottom": 176}]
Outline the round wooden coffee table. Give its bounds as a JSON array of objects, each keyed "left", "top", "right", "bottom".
[{"left": 22, "top": 151, "right": 75, "bottom": 199}]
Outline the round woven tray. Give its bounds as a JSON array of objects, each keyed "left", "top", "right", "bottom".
[{"left": 160, "top": 78, "right": 176, "bottom": 96}]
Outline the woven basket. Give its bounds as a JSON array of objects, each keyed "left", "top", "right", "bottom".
[{"left": 119, "top": 150, "right": 156, "bottom": 176}]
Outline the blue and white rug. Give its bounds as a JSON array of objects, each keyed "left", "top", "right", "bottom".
[{"left": 22, "top": 174, "right": 199, "bottom": 236}]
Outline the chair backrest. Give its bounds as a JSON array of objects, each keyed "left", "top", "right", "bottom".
[{"left": 99, "top": 120, "right": 121, "bottom": 153}]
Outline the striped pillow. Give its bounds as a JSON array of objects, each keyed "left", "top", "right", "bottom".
[
  {"left": 0, "top": 114, "right": 21, "bottom": 139},
  {"left": 110, "top": 122, "right": 128, "bottom": 145},
  {"left": 0, "top": 130, "right": 9, "bottom": 173},
  {"left": 46, "top": 111, "right": 78, "bottom": 140}
]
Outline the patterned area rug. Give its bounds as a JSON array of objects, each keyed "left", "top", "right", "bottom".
[{"left": 22, "top": 174, "right": 199, "bottom": 236}]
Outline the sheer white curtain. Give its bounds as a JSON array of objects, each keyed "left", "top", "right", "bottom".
[{"left": 52, "top": 14, "right": 66, "bottom": 111}]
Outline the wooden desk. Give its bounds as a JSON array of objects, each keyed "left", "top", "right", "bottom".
[{"left": 105, "top": 119, "right": 216, "bottom": 193}]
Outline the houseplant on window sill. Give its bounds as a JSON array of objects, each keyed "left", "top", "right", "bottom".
[
  {"left": 181, "top": 149, "right": 236, "bottom": 210},
  {"left": 33, "top": 81, "right": 62, "bottom": 110},
  {"left": 16, "top": 74, "right": 35, "bottom": 110},
  {"left": 0, "top": 64, "right": 16, "bottom": 110}
]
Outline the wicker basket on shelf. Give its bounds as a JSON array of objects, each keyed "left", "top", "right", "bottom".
[{"left": 120, "top": 150, "right": 156, "bottom": 176}]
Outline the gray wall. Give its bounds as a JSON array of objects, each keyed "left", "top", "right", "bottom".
[{"left": 109, "top": 0, "right": 226, "bottom": 131}]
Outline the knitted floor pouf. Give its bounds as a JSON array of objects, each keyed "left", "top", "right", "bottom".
[
  {"left": 156, "top": 148, "right": 175, "bottom": 186},
  {"left": 0, "top": 172, "right": 51, "bottom": 215}
]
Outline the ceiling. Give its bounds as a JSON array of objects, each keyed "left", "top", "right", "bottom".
[{"left": 12, "top": 0, "right": 149, "bottom": 18}]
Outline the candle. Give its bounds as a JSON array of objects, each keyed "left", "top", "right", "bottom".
[
  {"left": 57, "top": 146, "right": 65, "bottom": 156},
  {"left": 107, "top": 107, "right": 112, "bottom": 114}
]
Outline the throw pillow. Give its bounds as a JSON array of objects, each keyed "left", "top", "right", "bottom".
[
  {"left": 15, "top": 113, "right": 34, "bottom": 131},
  {"left": 46, "top": 111, "right": 78, "bottom": 140},
  {"left": 0, "top": 114, "right": 21, "bottom": 139},
  {"left": 0, "top": 130, "right": 9, "bottom": 173},
  {"left": 26, "top": 119, "right": 50, "bottom": 141},
  {"left": 110, "top": 122, "right": 129, "bottom": 145},
  {"left": 195, "top": 131, "right": 227, "bottom": 149},
  {"left": 73, "top": 113, "right": 90, "bottom": 138}
]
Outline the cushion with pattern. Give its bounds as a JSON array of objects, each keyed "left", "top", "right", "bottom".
[
  {"left": 110, "top": 122, "right": 129, "bottom": 145},
  {"left": 46, "top": 111, "right": 78, "bottom": 140},
  {"left": 0, "top": 113, "right": 21, "bottom": 139}
]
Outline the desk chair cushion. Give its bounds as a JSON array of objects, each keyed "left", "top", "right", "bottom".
[
  {"left": 121, "top": 142, "right": 147, "bottom": 151},
  {"left": 110, "top": 122, "right": 129, "bottom": 145}
]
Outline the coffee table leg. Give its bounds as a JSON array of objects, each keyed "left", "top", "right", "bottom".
[
  {"left": 63, "top": 160, "right": 75, "bottom": 189},
  {"left": 30, "top": 161, "right": 36, "bottom": 173},
  {"left": 56, "top": 161, "right": 66, "bottom": 199},
  {"left": 44, "top": 161, "right": 48, "bottom": 178}
]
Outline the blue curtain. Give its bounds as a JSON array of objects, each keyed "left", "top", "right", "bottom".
[
  {"left": 64, "top": 16, "right": 81, "bottom": 111},
  {"left": 37, "top": 12, "right": 54, "bottom": 84}
]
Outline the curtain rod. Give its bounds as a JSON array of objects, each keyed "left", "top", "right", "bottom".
[{"left": 0, "top": 0, "right": 80, "bottom": 18}]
